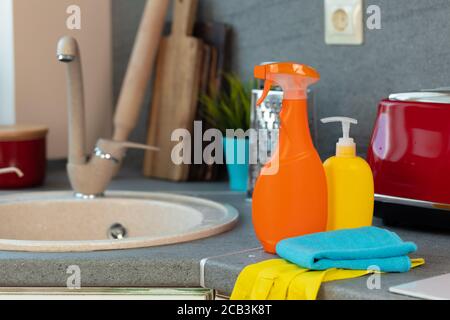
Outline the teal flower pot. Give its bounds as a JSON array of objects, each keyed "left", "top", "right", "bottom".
[{"left": 223, "top": 137, "right": 249, "bottom": 192}]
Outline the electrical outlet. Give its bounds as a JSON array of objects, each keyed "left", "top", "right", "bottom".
[{"left": 325, "top": 0, "right": 363, "bottom": 45}]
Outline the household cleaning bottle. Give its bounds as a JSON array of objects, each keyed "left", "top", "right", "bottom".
[
  {"left": 252, "top": 62, "right": 328, "bottom": 254},
  {"left": 321, "top": 117, "right": 374, "bottom": 231}
]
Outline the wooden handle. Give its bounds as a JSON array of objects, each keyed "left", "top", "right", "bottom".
[
  {"left": 172, "top": 0, "right": 199, "bottom": 36},
  {"left": 113, "top": 0, "right": 170, "bottom": 142}
]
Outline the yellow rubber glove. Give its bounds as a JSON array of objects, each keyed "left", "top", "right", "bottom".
[
  {"left": 249, "top": 263, "right": 308, "bottom": 300},
  {"left": 230, "top": 259, "right": 287, "bottom": 300},
  {"left": 287, "top": 268, "right": 369, "bottom": 300},
  {"left": 287, "top": 258, "right": 426, "bottom": 300},
  {"left": 410, "top": 258, "right": 426, "bottom": 268},
  {"left": 266, "top": 265, "right": 310, "bottom": 300},
  {"left": 231, "top": 258, "right": 425, "bottom": 301}
]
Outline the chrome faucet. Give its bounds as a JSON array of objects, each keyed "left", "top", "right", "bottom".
[{"left": 57, "top": 36, "right": 158, "bottom": 197}]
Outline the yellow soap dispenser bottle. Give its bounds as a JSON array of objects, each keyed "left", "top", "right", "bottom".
[{"left": 321, "top": 117, "right": 374, "bottom": 231}]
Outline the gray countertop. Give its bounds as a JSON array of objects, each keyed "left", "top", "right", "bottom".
[{"left": 0, "top": 165, "right": 449, "bottom": 299}]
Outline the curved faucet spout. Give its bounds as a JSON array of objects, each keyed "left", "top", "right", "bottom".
[
  {"left": 57, "top": 36, "right": 159, "bottom": 197},
  {"left": 57, "top": 36, "right": 87, "bottom": 166}
]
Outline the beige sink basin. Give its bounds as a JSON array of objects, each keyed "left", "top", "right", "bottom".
[{"left": 0, "top": 191, "right": 239, "bottom": 252}]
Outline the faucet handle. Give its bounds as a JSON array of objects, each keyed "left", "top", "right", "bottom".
[{"left": 94, "top": 139, "right": 159, "bottom": 164}]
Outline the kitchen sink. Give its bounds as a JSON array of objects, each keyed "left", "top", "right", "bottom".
[{"left": 0, "top": 191, "right": 239, "bottom": 252}]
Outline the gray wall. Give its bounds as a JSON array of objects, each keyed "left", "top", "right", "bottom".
[{"left": 113, "top": 0, "right": 450, "bottom": 167}]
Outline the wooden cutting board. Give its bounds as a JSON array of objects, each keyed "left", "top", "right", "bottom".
[
  {"left": 194, "top": 22, "right": 231, "bottom": 92},
  {"left": 143, "top": 0, "right": 203, "bottom": 181},
  {"left": 188, "top": 43, "right": 214, "bottom": 181},
  {"left": 188, "top": 23, "right": 231, "bottom": 181}
]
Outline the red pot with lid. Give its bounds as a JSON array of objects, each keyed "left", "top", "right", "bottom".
[{"left": 0, "top": 125, "right": 48, "bottom": 189}]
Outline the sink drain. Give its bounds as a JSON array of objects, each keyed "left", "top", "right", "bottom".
[{"left": 108, "top": 223, "right": 127, "bottom": 240}]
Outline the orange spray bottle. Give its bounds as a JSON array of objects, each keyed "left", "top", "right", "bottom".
[{"left": 252, "top": 62, "right": 328, "bottom": 253}]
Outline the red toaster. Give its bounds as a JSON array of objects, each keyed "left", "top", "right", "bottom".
[{"left": 368, "top": 92, "right": 450, "bottom": 216}]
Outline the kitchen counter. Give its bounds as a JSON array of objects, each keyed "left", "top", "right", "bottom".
[{"left": 0, "top": 164, "right": 449, "bottom": 300}]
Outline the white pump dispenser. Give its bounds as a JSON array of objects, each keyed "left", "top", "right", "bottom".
[{"left": 321, "top": 117, "right": 358, "bottom": 157}]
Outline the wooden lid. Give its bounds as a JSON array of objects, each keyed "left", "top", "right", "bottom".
[{"left": 0, "top": 125, "right": 48, "bottom": 142}]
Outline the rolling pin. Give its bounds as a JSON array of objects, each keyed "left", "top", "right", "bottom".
[{"left": 113, "top": 0, "right": 170, "bottom": 142}]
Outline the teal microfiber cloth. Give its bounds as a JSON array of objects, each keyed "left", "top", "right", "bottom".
[{"left": 276, "top": 227, "right": 418, "bottom": 273}]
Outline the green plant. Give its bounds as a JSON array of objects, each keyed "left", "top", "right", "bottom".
[{"left": 200, "top": 73, "right": 255, "bottom": 133}]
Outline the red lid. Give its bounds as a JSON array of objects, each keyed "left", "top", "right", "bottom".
[{"left": 0, "top": 125, "right": 48, "bottom": 142}]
